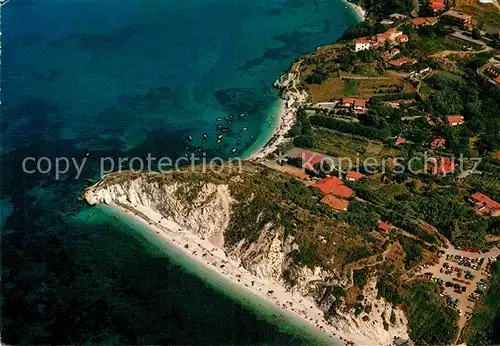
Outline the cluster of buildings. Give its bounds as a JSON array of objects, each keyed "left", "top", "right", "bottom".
[
  {"left": 311, "top": 172, "right": 367, "bottom": 211},
  {"left": 354, "top": 28, "right": 408, "bottom": 52},
  {"left": 470, "top": 192, "right": 500, "bottom": 217}
]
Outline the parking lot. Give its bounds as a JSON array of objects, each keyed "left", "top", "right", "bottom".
[{"left": 414, "top": 246, "right": 499, "bottom": 329}]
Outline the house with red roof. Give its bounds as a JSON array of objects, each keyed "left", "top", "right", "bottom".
[
  {"left": 383, "top": 48, "right": 400, "bottom": 60},
  {"left": 396, "top": 34, "right": 409, "bottom": 43},
  {"left": 410, "top": 17, "right": 439, "bottom": 27},
  {"left": 346, "top": 171, "right": 366, "bottom": 181},
  {"left": 430, "top": 2, "right": 445, "bottom": 11},
  {"left": 470, "top": 192, "right": 500, "bottom": 217},
  {"left": 340, "top": 97, "right": 367, "bottom": 113},
  {"left": 312, "top": 176, "right": 353, "bottom": 199},
  {"left": 395, "top": 136, "right": 407, "bottom": 146},
  {"left": 446, "top": 115, "right": 465, "bottom": 126},
  {"left": 355, "top": 39, "right": 373, "bottom": 52},
  {"left": 376, "top": 28, "right": 406, "bottom": 45},
  {"left": 378, "top": 221, "right": 394, "bottom": 233},
  {"left": 320, "top": 195, "right": 349, "bottom": 211},
  {"left": 388, "top": 57, "right": 417, "bottom": 67},
  {"left": 427, "top": 157, "right": 455, "bottom": 175},
  {"left": 431, "top": 137, "right": 446, "bottom": 150}
]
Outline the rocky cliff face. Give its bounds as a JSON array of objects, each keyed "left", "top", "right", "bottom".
[
  {"left": 84, "top": 168, "right": 409, "bottom": 344},
  {"left": 84, "top": 171, "right": 325, "bottom": 289}
]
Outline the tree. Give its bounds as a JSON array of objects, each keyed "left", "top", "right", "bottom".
[{"left": 472, "top": 27, "right": 482, "bottom": 40}]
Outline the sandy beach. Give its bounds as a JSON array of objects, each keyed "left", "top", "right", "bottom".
[
  {"left": 102, "top": 201, "right": 371, "bottom": 345},
  {"left": 344, "top": 0, "right": 366, "bottom": 21}
]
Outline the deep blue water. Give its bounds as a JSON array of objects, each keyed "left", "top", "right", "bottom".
[{"left": 1, "top": 0, "right": 356, "bottom": 343}]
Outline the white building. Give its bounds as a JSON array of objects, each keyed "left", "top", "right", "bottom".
[{"left": 354, "top": 39, "right": 372, "bottom": 52}]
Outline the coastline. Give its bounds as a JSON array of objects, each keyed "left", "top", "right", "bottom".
[
  {"left": 247, "top": 64, "right": 308, "bottom": 161},
  {"left": 247, "top": 0, "right": 364, "bottom": 162},
  {"left": 343, "top": 0, "right": 366, "bottom": 22},
  {"left": 92, "top": 201, "right": 367, "bottom": 345}
]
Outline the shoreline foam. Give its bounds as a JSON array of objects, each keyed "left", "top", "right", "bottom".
[
  {"left": 93, "top": 201, "right": 373, "bottom": 345},
  {"left": 343, "top": 0, "right": 366, "bottom": 21}
]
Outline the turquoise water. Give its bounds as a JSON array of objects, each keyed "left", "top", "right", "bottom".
[{"left": 1, "top": 0, "right": 357, "bottom": 343}]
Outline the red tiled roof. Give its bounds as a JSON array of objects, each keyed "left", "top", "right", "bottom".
[
  {"left": 355, "top": 39, "right": 372, "bottom": 44},
  {"left": 471, "top": 192, "right": 500, "bottom": 216},
  {"left": 396, "top": 34, "right": 409, "bottom": 42},
  {"left": 346, "top": 171, "right": 366, "bottom": 180},
  {"left": 430, "top": 0, "right": 445, "bottom": 3},
  {"left": 343, "top": 97, "right": 366, "bottom": 108},
  {"left": 295, "top": 152, "right": 325, "bottom": 170},
  {"left": 377, "top": 28, "right": 398, "bottom": 40},
  {"left": 321, "top": 194, "right": 349, "bottom": 211},
  {"left": 430, "top": 2, "right": 445, "bottom": 10},
  {"left": 312, "top": 176, "right": 344, "bottom": 193},
  {"left": 431, "top": 137, "right": 446, "bottom": 150},
  {"left": 388, "top": 57, "right": 417, "bottom": 67},
  {"left": 446, "top": 115, "right": 465, "bottom": 125},
  {"left": 395, "top": 136, "right": 407, "bottom": 146},
  {"left": 410, "top": 17, "right": 438, "bottom": 26},
  {"left": 427, "top": 157, "right": 455, "bottom": 175},
  {"left": 378, "top": 222, "right": 393, "bottom": 233},
  {"left": 312, "top": 177, "right": 353, "bottom": 198}
]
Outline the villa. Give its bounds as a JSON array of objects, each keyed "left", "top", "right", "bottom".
[
  {"left": 470, "top": 192, "right": 500, "bottom": 217},
  {"left": 340, "top": 97, "right": 367, "bottom": 113},
  {"left": 446, "top": 115, "right": 465, "bottom": 126}
]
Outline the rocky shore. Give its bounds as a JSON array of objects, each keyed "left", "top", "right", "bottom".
[{"left": 248, "top": 63, "right": 309, "bottom": 161}]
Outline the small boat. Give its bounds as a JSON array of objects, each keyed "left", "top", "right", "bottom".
[
  {"left": 217, "top": 139, "right": 222, "bottom": 143},
  {"left": 228, "top": 120, "right": 232, "bottom": 125},
  {"left": 217, "top": 124, "right": 222, "bottom": 129},
  {"left": 249, "top": 134, "right": 254, "bottom": 139},
  {"left": 241, "top": 127, "right": 248, "bottom": 131},
  {"left": 202, "top": 133, "right": 207, "bottom": 139},
  {"left": 197, "top": 147, "right": 202, "bottom": 153},
  {"left": 228, "top": 114, "right": 233, "bottom": 119},
  {"left": 217, "top": 134, "right": 223, "bottom": 139},
  {"left": 236, "top": 140, "right": 241, "bottom": 145},
  {"left": 201, "top": 138, "right": 206, "bottom": 144},
  {"left": 216, "top": 117, "right": 223, "bottom": 121},
  {"left": 239, "top": 113, "right": 245, "bottom": 117},
  {"left": 221, "top": 128, "right": 228, "bottom": 132},
  {"left": 185, "top": 146, "right": 190, "bottom": 150},
  {"left": 184, "top": 153, "right": 188, "bottom": 157},
  {"left": 187, "top": 135, "right": 193, "bottom": 141},
  {"left": 231, "top": 148, "right": 237, "bottom": 153}
]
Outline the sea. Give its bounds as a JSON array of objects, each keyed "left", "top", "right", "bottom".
[{"left": 0, "top": 0, "right": 357, "bottom": 344}]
